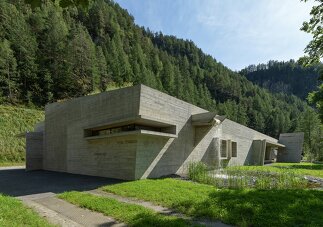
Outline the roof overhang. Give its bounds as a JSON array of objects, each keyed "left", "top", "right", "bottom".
[
  {"left": 266, "top": 140, "right": 285, "bottom": 148},
  {"left": 191, "top": 112, "right": 226, "bottom": 126}
]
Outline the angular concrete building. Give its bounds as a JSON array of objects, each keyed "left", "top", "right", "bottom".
[{"left": 26, "top": 85, "right": 304, "bottom": 180}]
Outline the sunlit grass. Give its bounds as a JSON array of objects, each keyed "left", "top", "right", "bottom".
[
  {"left": 0, "top": 161, "right": 25, "bottom": 167},
  {"left": 102, "top": 178, "right": 323, "bottom": 227},
  {"left": 59, "top": 191, "right": 194, "bottom": 227},
  {"left": 0, "top": 194, "right": 54, "bottom": 226},
  {"left": 0, "top": 105, "right": 44, "bottom": 163}
]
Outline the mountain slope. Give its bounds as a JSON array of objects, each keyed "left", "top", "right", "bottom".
[
  {"left": 0, "top": 0, "right": 314, "bottom": 139},
  {"left": 240, "top": 60, "right": 320, "bottom": 100}
]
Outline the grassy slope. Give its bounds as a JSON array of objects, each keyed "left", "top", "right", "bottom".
[
  {"left": 0, "top": 194, "right": 53, "bottom": 226},
  {"left": 227, "top": 163, "right": 323, "bottom": 178},
  {"left": 102, "top": 179, "right": 323, "bottom": 227},
  {"left": 0, "top": 105, "right": 44, "bottom": 165},
  {"left": 59, "top": 192, "right": 193, "bottom": 227}
]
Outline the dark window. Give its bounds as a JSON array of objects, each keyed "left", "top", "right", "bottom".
[
  {"left": 87, "top": 124, "right": 164, "bottom": 137},
  {"left": 221, "top": 140, "right": 227, "bottom": 158},
  {"left": 232, "top": 141, "right": 237, "bottom": 157}
]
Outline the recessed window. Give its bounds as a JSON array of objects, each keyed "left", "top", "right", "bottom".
[
  {"left": 221, "top": 140, "right": 227, "bottom": 158},
  {"left": 84, "top": 123, "right": 176, "bottom": 138},
  {"left": 90, "top": 124, "right": 163, "bottom": 137},
  {"left": 232, "top": 141, "right": 237, "bottom": 157}
]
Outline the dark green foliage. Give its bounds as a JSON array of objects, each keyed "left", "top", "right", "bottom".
[
  {"left": 240, "top": 60, "right": 320, "bottom": 100},
  {"left": 0, "top": 0, "right": 316, "bottom": 140},
  {"left": 299, "top": 0, "right": 323, "bottom": 66},
  {"left": 25, "top": 0, "right": 90, "bottom": 8},
  {"left": 299, "top": 0, "right": 323, "bottom": 123}
]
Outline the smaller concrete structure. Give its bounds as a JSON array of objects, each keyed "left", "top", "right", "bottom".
[{"left": 277, "top": 132, "right": 305, "bottom": 162}]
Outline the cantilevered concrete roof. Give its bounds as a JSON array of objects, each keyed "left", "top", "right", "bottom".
[
  {"left": 266, "top": 140, "right": 285, "bottom": 148},
  {"left": 191, "top": 112, "right": 226, "bottom": 126}
]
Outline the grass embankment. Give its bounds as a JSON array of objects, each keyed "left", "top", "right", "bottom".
[
  {"left": 0, "top": 194, "right": 53, "bottom": 226},
  {"left": 59, "top": 191, "right": 193, "bottom": 227},
  {"left": 0, "top": 105, "right": 44, "bottom": 166},
  {"left": 102, "top": 178, "right": 323, "bottom": 227},
  {"left": 228, "top": 162, "right": 323, "bottom": 178}
]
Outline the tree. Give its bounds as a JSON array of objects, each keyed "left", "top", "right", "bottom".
[
  {"left": 299, "top": 0, "right": 323, "bottom": 66},
  {"left": 308, "top": 70, "right": 323, "bottom": 122},
  {"left": 300, "top": 0, "right": 323, "bottom": 123},
  {"left": 95, "top": 46, "right": 109, "bottom": 91},
  {"left": 66, "top": 23, "right": 97, "bottom": 96},
  {"left": 0, "top": 39, "right": 18, "bottom": 102},
  {"left": 25, "top": 0, "right": 90, "bottom": 8},
  {"left": 36, "top": 4, "right": 69, "bottom": 103},
  {"left": 297, "top": 109, "right": 323, "bottom": 161}
]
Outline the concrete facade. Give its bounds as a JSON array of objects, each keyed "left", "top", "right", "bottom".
[
  {"left": 277, "top": 132, "right": 304, "bottom": 163},
  {"left": 26, "top": 85, "right": 304, "bottom": 180}
]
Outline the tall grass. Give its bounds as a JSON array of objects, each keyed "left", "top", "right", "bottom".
[
  {"left": 188, "top": 162, "right": 308, "bottom": 189},
  {"left": 0, "top": 105, "right": 44, "bottom": 163}
]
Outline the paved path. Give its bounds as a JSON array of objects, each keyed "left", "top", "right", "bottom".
[
  {"left": 88, "top": 189, "right": 231, "bottom": 227},
  {"left": 21, "top": 193, "right": 126, "bottom": 227},
  {"left": 0, "top": 167, "right": 125, "bottom": 226}
]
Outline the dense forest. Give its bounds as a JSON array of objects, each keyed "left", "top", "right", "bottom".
[
  {"left": 240, "top": 60, "right": 321, "bottom": 100},
  {"left": 0, "top": 0, "right": 321, "bottom": 159}
]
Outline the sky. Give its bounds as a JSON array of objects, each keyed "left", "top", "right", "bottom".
[{"left": 115, "top": 0, "right": 313, "bottom": 70}]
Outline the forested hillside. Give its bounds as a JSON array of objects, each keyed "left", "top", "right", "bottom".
[
  {"left": 240, "top": 60, "right": 321, "bottom": 100},
  {"left": 0, "top": 0, "right": 318, "bottom": 142}
]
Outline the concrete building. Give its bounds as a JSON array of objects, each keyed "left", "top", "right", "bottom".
[{"left": 26, "top": 85, "right": 304, "bottom": 180}]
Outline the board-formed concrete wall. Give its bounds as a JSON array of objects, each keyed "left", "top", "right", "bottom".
[
  {"left": 43, "top": 86, "right": 141, "bottom": 179},
  {"left": 136, "top": 85, "right": 207, "bottom": 178},
  {"left": 220, "top": 120, "right": 280, "bottom": 166},
  {"left": 27, "top": 84, "right": 298, "bottom": 180},
  {"left": 26, "top": 132, "right": 43, "bottom": 170},
  {"left": 277, "top": 132, "right": 304, "bottom": 162}
]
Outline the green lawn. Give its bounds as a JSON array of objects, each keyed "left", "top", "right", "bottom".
[
  {"left": 102, "top": 178, "right": 323, "bottom": 227},
  {"left": 0, "top": 194, "right": 54, "bottom": 227},
  {"left": 227, "top": 162, "right": 323, "bottom": 178},
  {"left": 59, "top": 191, "right": 194, "bottom": 227},
  {"left": 0, "top": 105, "right": 44, "bottom": 164},
  {"left": 0, "top": 161, "right": 25, "bottom": 167}
]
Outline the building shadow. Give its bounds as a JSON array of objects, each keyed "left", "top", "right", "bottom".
[{"left": 0, "top": 168, "right": 123, "bottom": 197}]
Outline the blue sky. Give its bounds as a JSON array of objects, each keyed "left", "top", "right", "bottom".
[{"left": 115, "top": 0, "right": 313, "bottom": 70}]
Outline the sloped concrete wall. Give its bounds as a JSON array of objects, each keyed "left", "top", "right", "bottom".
[
  {"left": 26, "top": 132, "right": 43, "bottom": 170},
  {"left": 221, "top": 119, "right": 278, "bottom": 166},
  {"left": 43, "top": 86, "right": 141, "bottom": 179},
  {"left": 137, "top": 85, "right": 208, "bottom": 178},
  {"left": 277, "top": 132, "right": 304, "bottom": 163}
]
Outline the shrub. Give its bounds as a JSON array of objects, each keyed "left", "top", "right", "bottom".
[{"left": 188, "top": 162, "right": 308, "bottom": 189}]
